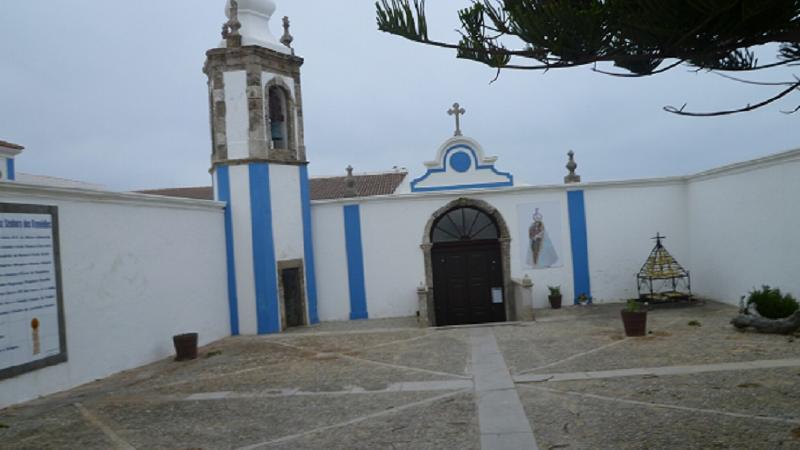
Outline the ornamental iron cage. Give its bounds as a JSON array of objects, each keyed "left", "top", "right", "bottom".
[{"left": 636, "top": 233, "right": 692, "bottom": 303}]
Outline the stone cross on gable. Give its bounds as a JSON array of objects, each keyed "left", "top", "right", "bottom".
[{"left": 447, "top": 103, "right": 466, "bottom": 137}]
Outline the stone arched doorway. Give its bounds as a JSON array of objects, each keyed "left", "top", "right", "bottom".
[{"left": 421, "top": 198, "right": 513, "bottom": 326}]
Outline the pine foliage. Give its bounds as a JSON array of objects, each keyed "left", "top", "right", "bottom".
[{"left": 376, "top": 0, "right": 800, "bottom": 116}]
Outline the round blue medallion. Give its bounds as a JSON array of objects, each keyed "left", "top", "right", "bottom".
[{"left": 450, "top": 151, "right": 471, "bottom": 173}]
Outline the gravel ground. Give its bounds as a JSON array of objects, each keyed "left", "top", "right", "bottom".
[{"left": 1, "top": 301, "right": 798, "bottom": 449}]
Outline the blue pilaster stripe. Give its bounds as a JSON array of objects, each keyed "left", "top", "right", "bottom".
[
  {"left": 215, "top": 166, "right": 240, "bottom": 335},
  {"left": 567, "top": 190, "right": 592, "bottom": 304},
  {"left": 249, "top": 163, "right": 281, "bottom": 334},
  {"left": 299, "top": 165, "right": 319, "bottom": 324},
  {"left": 6, "top": 159, "right": 15, "bottom": 181},
  {"left": 343, "top": 204, "right": 368, "bottom": 320}
]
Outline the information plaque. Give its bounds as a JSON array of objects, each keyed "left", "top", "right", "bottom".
[{"left": 0, "top": 203, "right": 67, "bottom": 380}]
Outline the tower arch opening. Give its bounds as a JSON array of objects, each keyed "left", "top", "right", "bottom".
[{"left": 268, "top": 85, "right": 289, "bottom": 150}]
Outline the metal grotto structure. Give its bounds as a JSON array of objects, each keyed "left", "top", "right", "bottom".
[{"left": 636, "top": 233, "right": 692, "bottom": 302}]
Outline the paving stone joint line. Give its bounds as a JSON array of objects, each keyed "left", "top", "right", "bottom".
[
  {"left": 235, "top": 389, "right": 468, "bottom": 449},
  {"left": 514, "top": 358, "right": 800, "bottom": 384},
  {"left": 75, "top": 402, "right": 136, "bottom": 450},
  {"left": 521, "top": 384, "right": 800, "bottom": 425}
]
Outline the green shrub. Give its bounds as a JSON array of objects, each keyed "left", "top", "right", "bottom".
[
  {"left": 747, "top": 286, "right": 799, "bottom": 319},
  {"left": 625, "top": 299, "right": 641, "bottom": 312},
  {"left": 547, "top": 285, "right": 561, "bottom": 296}
]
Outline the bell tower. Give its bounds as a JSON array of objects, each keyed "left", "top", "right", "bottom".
[{"left": 205, "top": 0, "right": 318, "bottom": 335}]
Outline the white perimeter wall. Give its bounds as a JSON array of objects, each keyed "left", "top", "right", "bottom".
[
  {"left": 311, "top": 149, "right": 800, "bottom": 319},
  {"left": 688, "top": 152, "right": 800, "bottom": 303},
  {"left": 312, "top": 184, "right": 683, "bottom": 320},
  {"left": 584, "top": 181, "right": 689, "bottom": 303},
  {"left": 0, "top": 183, "right": 230, "bottom": 408}
]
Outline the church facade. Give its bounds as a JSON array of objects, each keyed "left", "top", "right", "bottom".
[
  {"left": 1, "top": 0, "right": 799, "bottom": 408},
  {"left": 174, "top": 0, "right": 800, "bottom": 334}
]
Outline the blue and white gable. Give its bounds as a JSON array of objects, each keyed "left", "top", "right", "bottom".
[{"left": 410, "top": 136, "right": 513, "bottom": 192}]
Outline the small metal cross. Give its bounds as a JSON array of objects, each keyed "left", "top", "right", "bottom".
[
  {"left": 652, "top": 233, "right": 667, "bottom": 247},
  {"left": 447, "top": 103, "right": 466, "bottom": 137}
]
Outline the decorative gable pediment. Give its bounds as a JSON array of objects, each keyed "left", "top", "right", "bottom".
[{"left": 410, "top": 136, "right": 513, "bottom": 193}]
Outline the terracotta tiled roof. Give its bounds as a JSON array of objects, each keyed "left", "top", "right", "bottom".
[
  {"left": 0, "top": 140, "right": 24, "bottom": 150},
  {"left": 137, "top": 171, "right": 407, "bottom": 201},
  {"left": 310, "top": 172, "right": 407, "bottom": 200}
]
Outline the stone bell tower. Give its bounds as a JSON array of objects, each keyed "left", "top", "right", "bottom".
[{"left": 205, "top": 0, "right": 318, "bottom": 335}]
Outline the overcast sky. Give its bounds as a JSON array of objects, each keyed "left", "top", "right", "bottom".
[{"left": 1, "top": 1, "right": 798, "bottom": 191}]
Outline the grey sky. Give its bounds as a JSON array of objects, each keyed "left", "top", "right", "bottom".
[{"left": 1, "top": 1, "right": 798, "bottom": 191}]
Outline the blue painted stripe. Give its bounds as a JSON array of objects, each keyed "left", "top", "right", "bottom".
[
  {"left": 249, "top": 163, "right": 281, "bottom": 334},
  {"left": 343, "top": 204, "right": 368, "bottom": 320},
  {"left": 299, "top": 165, "right": 319, "bottom": 324},
  {"left": 6, "top": 158, "right": 15, "bottom": 181},
  {"left": 215, "top": 166, "right": 240, "bottom": 335},
  {"left": 567, "top": 190, "right": 592, "bottom": 304}
]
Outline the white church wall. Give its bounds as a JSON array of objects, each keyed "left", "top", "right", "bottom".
[
  {"left": 227, "top": 164, "right": 259, "bottom": 334},
  {"left": 269, "top": 164, "right": 304, "bottom": 262},
  {"left": 0, "top": 182, "right": 229, "bottom": 408},
  {"left": 310, "top": 148, "right": 800, "bottom": 321},
  {"left": 223, "top": 70, "right": 249, "bottom": 160},
  {"left": 313, "top": 187, "right": 578, "bottom": 319},
  {"left": 350, "top": 184, "right": 679, "bottom": 316},
  {"left": 0, "top": 156, "right": 9, "bottom": 181},
  {"left": 583, "top": 181, "right": 689, "bottom": 303},
  {"left": 311, "top": 202, "right": 350, "bottom": 321},
  {"left": 345, "top": 196, "right": 444, "bottom": 319},
  {"left": 359, "top": 198, "right": 435, "bottom": 318},
  {"left": 687, "top": 150, "right": 800, "bottom": 304}
]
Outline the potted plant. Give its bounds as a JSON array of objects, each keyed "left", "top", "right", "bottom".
[
  {"left": 547, "top": 286, "right": 562, "bottom": 309},
  {"left": 577, "top": 293, "right": 592, "bottom": 306},
  {"left": 621, "top": 299, "right": 647, "bottom": 337}
]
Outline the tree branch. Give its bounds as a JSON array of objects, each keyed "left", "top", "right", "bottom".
[
  {"left": 664, "top": 80, "right": 800, "bottom": 117},
  {"left": 714, "top": 72, "right": 798, "bottom": 86},
  {"left": 592, "top": 60, "right": 685, "bottom": 77}
]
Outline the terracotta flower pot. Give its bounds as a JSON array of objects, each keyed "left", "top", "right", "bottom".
[
  {"left": 173, "top": 333, "right": 198, "bottom": 361},
  {"left": 548, "top": 295, "right": 562, "bottom": 309},
  {"left": 620, "top": 310, "right": 647, "bottom": 337}
]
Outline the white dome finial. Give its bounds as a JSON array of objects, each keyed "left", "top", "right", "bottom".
[{"left": 221, "top": 0, "right": 288, "bottom": 53}]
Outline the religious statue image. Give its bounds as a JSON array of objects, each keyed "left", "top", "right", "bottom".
[{"left": 518, "top": 203, "right": 563, "bottom": 269}]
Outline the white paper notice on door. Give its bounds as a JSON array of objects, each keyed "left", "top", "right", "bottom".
[{"left": 491, "top": 288, "right": 503, "bottom": 304}]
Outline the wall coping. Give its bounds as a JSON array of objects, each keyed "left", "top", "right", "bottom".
[
  {"left": 310, "top": 147, "right": 800, "bottom": 207},
  {"left": 686, "top": 147, "right": 800, "bottom": 182},
  {"left": 0, "top": 180, "right": 225, "bottom": 212}
]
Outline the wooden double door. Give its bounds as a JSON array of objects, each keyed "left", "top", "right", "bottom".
[{"left": 432, "top": 241, "right": 506, "bottom": 326}]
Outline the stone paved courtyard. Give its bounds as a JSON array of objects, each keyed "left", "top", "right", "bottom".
[{"left": 2, "top": 301, "right": 800, "bottom": 449}]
